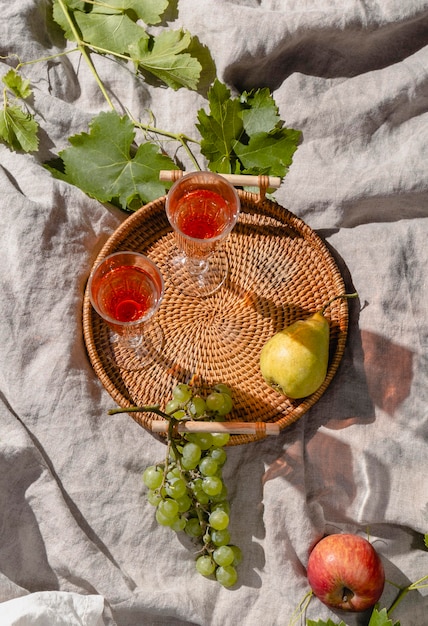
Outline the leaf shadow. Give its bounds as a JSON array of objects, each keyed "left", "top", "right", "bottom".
[{"left": 361, "top": 330, "right": 414, "bottom": 416}]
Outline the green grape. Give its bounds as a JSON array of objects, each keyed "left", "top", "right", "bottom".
[
  {"left": 213, "top": 545, "right": 235, "bottom": 567},
  {"left": 210, "top": 447, "right": 227, "bottom": 466},
  {"left": 192, "top": 483, "right": 210, "bottom": 505},
  {"left": 199, "top": 457, "right": 218, "bottom": 476},
  {"left": 195, "top": 555, "right": 216, "bottom": 577},
  {"left": 209, "top": 483, "right": 228, "bottom": 503},
  {"left": 189, "top": 396, "right": 206, "bottom": 417},
  {"left": 147, "top": 490, "right": 162, "bottom": 506},
  {"left": 210, "top": 432, "right": 230, "bottom": 447},
  {"left": 217, "top": 393, "right": 233, "bottom": 415},
  {"left": 206, "top": 392, "right": 227, "bottom": 413},
  {"left": 211, "top": 529, "right": 231, "bottom": 546},
  {"left": 182, "top": 442, "right": 202, "bottom": 464},
  {"left": 172, "top": 383, "right": 192, "bottom": 403},
  {"left": 213, "top": 383, "right": 232, "bottom": 396},
  {"left": 181, "top": 456, "right": 199, "bottom": 470},
  {"left": 165, "top": 399, "right": 180, "bottom": 414},
  {"left": 185, "top": 518, "right": 203, "bottom": 538},
  {"left": 165, "top": 477, "right": 187, "bottom": 499},
  {"left": 186, "top": 432, "right": 213, "bottom": 450},
  {"left": 230, "top": 545, "right": 243, "bottom": 566},
  {"left": 156, "top": 507, "right": 176, "bottom": 527},
  {"left": 142, "top": 466, "right": 164, "bottom": 490},
  {"left": 158, "top": 498, "right": 179, "bottom": 520},
  {"left": 175, "top": 494, "right": 192, "bottom": 513},
  {"left": 209, "top": 509, "right": 229, "bottom": 530},
  {"left": 202, "top": 476, "right": 223, "bottom": 496},
  {"left": 206, "top": 392, "right": 233, "bottom": 416},
  {"left": 166, "top": 467, "right": 181, "bottom": 480},
  {"left": 171, "top": 516, "right": 187, "bottom": 532},
  {"left": 211, "top": 501, "right": 230, "bottom": 515},
  {"left": 216, "top": 565, "right": 237, "bottom": 587},
  {"left": 197, "top": 432, "right": 214, "bottom": 450},
  {"left": 191, "top": 477, "right": 203, "bottom": 489},
  {"left": 172, "top": 409, "right": 186, "bottom": 420}
]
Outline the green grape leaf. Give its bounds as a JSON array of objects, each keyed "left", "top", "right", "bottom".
[
  {"left": 196, "top": 80, "right": 244, "bottom": 173},
  {"left": 52, "top": 0, "right": 84, "bottom": 38},
  {"left": 52, "top": 110, "right": 177, "bottom": 209},
  {"left": 2, "top": 68, "right": 32, "bottom": 99},
  {"left": 53, "top": 4, "right": 149, "bottom": 56},
  {"left": 89, "top": 0, "right": 169, "bottom": 25},
  {"left": 424, "top": 533, "right": 428, "bottom": 549},
  {"left": 306, "top": 619, "right": 346, "bottom": 626},
  {"left": 52, "top": 2, "right": 201, "bottom": 90},
  {"left": 75, "top": 13, "right": 148, "bottom": 56},
  {"left": 240, "top": 87, "right": 281, "bottom": 135},
  {"left": 368, "top": 607, "right": 401, "bottom": 626},
  {"left": 234, "top": 127, "right": 302, "bottom": 178},
  {"left": 197, "top": 79, "right": 301, "bottom": 178},
  {"left": 131, "top": 29, "right": 202, "bottom": 91},
  {"left": 0, "top": 104, "right": 39, "bottom": 152}
]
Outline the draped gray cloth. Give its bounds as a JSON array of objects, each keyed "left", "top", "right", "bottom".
[{"left": 0, "top": 1, "right": 427, "bottom": 624}]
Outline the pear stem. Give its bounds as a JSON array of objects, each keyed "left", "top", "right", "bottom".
[{"left": 321, "top": 292, "right": 358, "bottom": 315}]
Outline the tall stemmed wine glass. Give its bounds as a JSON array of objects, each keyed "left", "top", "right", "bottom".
[
  {"left": 165, "top": 171, "right": 241, "bottom": 297},
  {"left": 88, "top": 251, "right": 164, "bottom": 370}
]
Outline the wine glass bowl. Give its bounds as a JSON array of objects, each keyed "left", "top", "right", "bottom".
[
  {"left": 165, "top": 171, "right": 240, "bottom": 296},
  {"left": 88, "top": 251, "right": 164, "bottom": 369}
]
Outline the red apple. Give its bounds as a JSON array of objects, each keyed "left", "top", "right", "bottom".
[{"left": 307, "top": 533, "right": 385, "bottom": 612}]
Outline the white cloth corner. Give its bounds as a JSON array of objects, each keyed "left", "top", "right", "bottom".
[{"left": 0, "top": 592, "right": 106, "bottom": 626}]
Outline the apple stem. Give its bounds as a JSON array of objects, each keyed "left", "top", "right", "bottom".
[
  {"left": 342, "top": 586, "right": 353, "bottom": 603},
  {"left": 321, "top": 292, "right": 358, "bottom": 315}
]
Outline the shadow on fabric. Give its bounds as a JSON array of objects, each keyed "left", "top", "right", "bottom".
[{"left": 225, "top": 11, "right": 428, "bottom": 91}]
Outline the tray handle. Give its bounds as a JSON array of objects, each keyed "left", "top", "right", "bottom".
[
  {"left": 159, "top": 170, "right": 280, "bottom": 201},
  {"left": 151, "top": 420, "right": 280, "bottom": 436}
]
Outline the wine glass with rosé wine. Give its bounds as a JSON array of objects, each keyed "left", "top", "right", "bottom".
[
  {"left": 165, "top": 171, "right": 241, "bottom": 297},
  {"left": 88, "top": 251, "right": 164, "bottom": 370}
]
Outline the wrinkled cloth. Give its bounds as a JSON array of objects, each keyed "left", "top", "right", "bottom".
[
  {"left": 0, "top": 592, "right": 105, "bottom": 626},
  {"left": 0, "top": 1, "right": 427, "bottom": 625}
]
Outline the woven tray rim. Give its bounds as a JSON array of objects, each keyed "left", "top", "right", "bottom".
[{"left": 83, "top": 191, "right": 349, "bottom": 445}]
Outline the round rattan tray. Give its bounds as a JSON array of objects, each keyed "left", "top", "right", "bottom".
[{"left": 83, "top": 191, "right": 349, "bottom": 445}]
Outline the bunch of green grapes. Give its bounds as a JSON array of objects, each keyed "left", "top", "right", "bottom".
[{"left": 142, "top": 383, "right": 242, "bottom": 588}]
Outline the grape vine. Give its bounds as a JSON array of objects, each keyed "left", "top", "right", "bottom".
[{"left": 0, "top": 0, "right": 301, "bottom": 211}]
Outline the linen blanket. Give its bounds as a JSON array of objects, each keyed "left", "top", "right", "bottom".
[{"left": 0, "top": 1, "right": 427, "bottom": 625}]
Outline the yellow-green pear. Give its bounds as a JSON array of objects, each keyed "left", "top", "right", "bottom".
[
  {"left": 259, "top": 294, "right": 357, "bottom": 399},
  {"left": 260, "top": 311, "right": 329, "bottom": 399}
]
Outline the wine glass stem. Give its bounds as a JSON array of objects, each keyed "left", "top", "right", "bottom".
[{"left": 185, "top": 257, "right": 210, "bottom": 276}]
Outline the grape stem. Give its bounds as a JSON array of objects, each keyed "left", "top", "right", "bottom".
[
  {"left": 387, "top": 574, "right": 428, "bottom": 616},
  {"left": 108, "top": 404, "right": 169, "bottom": 418},
  {"left": 320, "top": 292, "right": 358, "bottom": 315},
  {"left": 108, "top": 404, "right": 186, "bottom": 460},
  {"left": 130, "top": 115, "right": 201, "bottom": 171},
  {"left": 56, "top": 0, "right": 115, "bottom": 109},
  {"left": 287, "top": 590, "right": 313, "bottom": 626}
]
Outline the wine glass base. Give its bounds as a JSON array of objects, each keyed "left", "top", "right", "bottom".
[
  {"left": 167, "top": 249, "right": 229, "bottom": 298},
  {"left": 105, "top": 321, "right": 165, "bottom": 371}
]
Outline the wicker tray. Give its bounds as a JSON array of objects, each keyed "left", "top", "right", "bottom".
[{"left": 83, "top": 191, "right": 349, "bottom": 445}]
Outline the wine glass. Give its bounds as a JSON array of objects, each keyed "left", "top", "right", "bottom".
[
  {"left": 165, "top": 171, "right": 241, "bottom": 297},
  {"left": 88, "top": 251, "right": 164, "bottom": 370}
]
